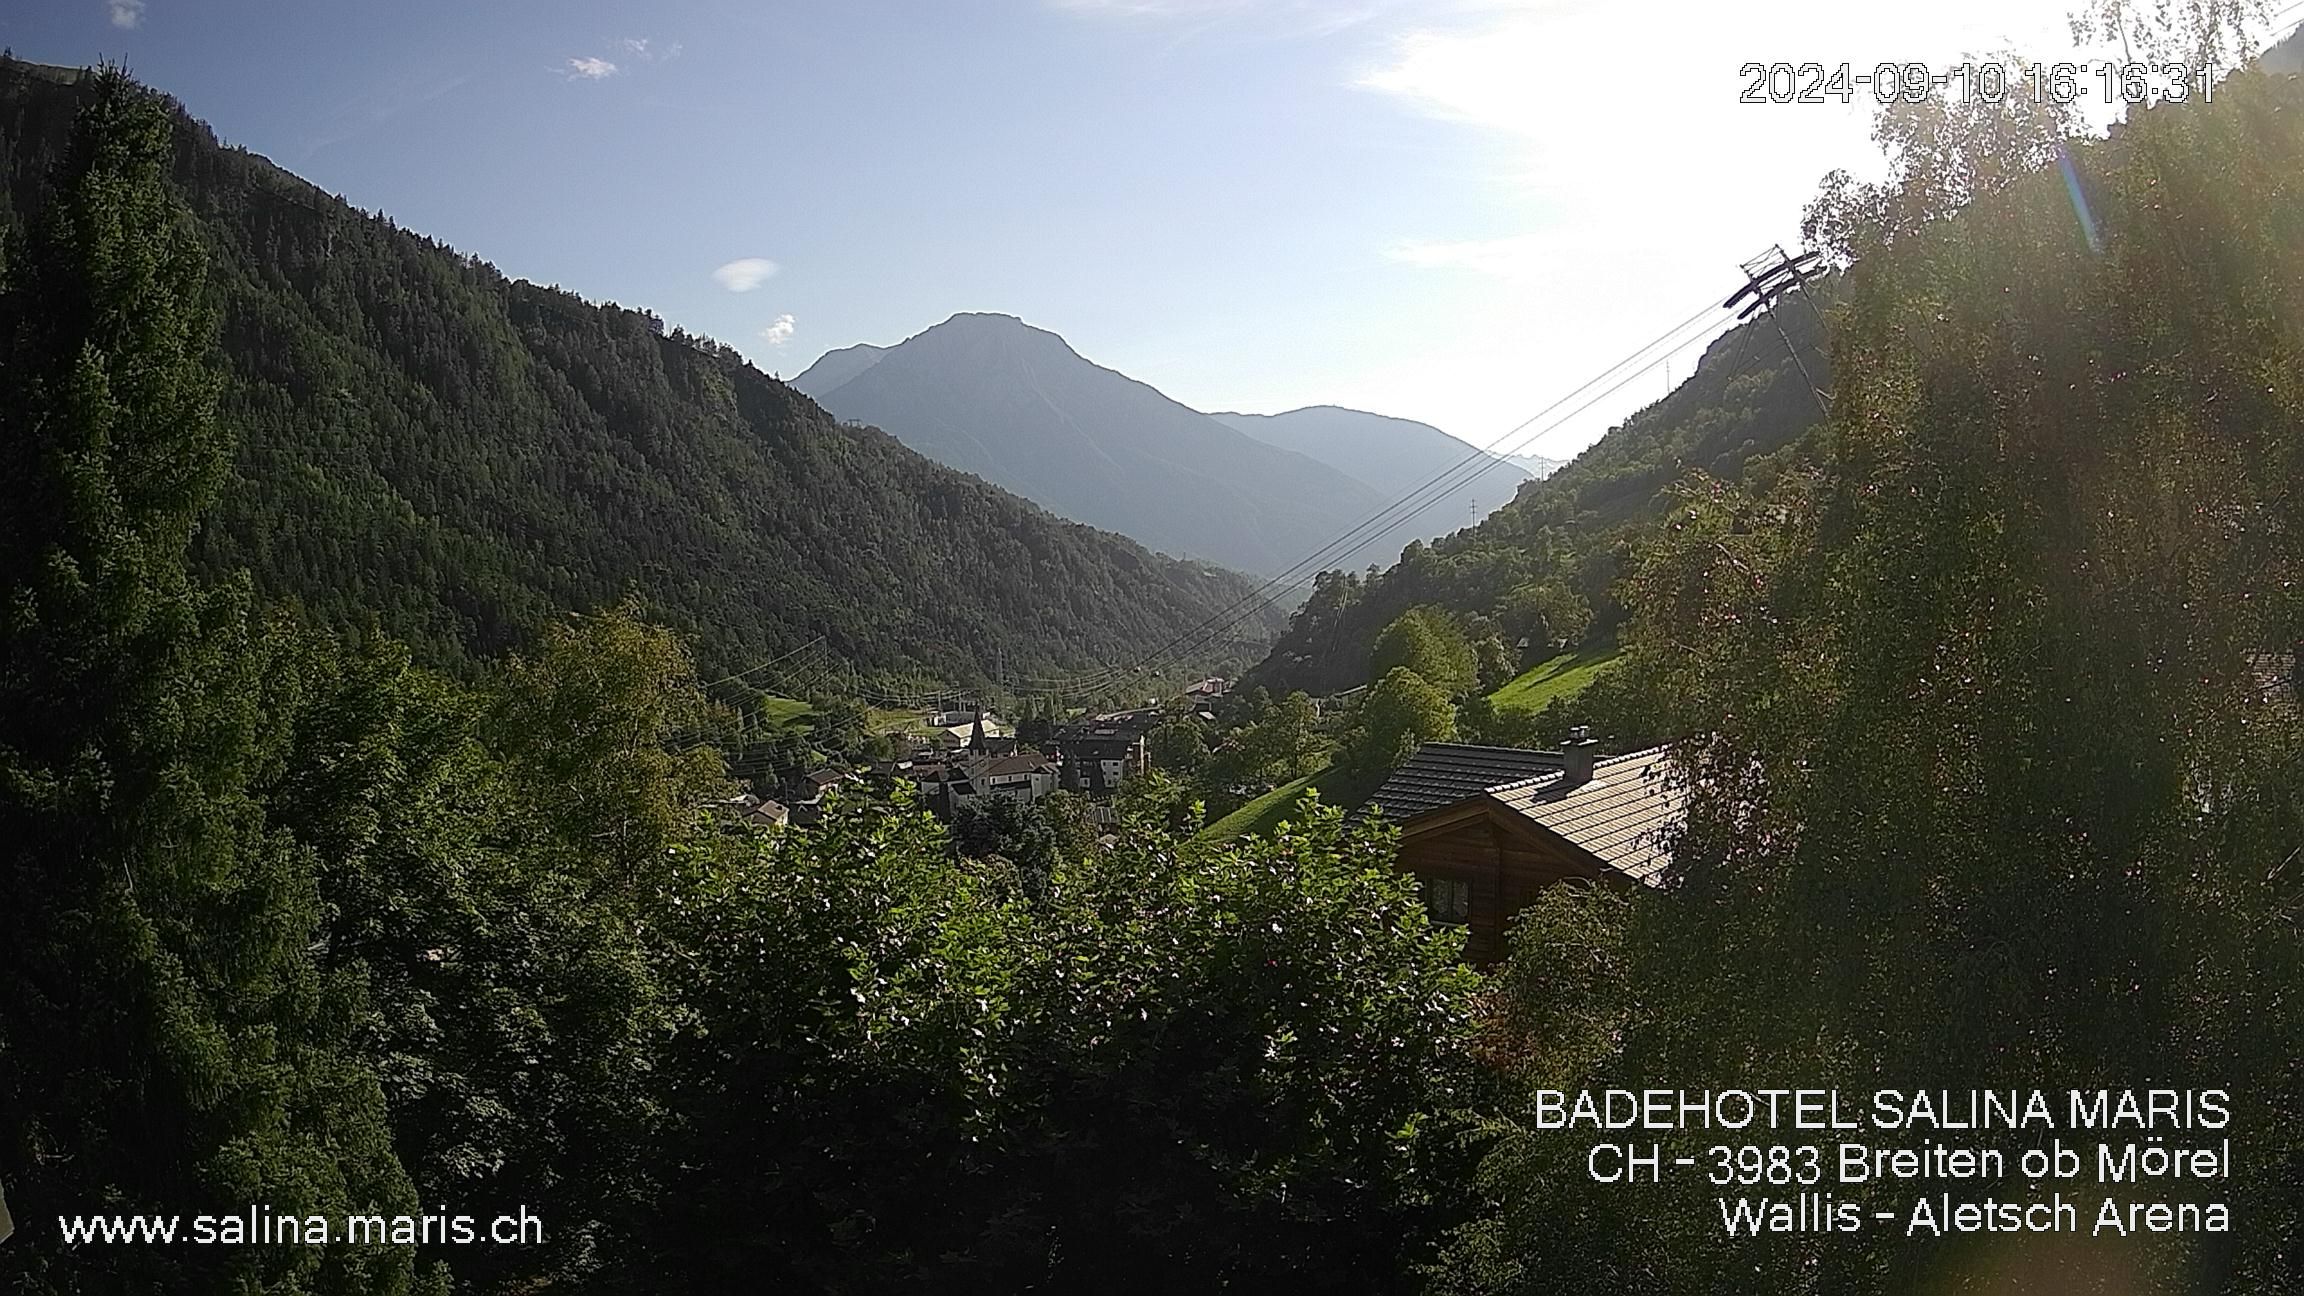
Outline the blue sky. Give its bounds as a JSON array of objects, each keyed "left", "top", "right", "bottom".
[{"left": 5, "top": 0, "right": 2180, "bottom": 456}]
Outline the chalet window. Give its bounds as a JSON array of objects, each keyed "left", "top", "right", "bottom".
[{"left": 1422, "top": 876, "right": 1471, "bottom": 926}]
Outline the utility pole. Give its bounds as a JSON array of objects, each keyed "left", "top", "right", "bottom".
[{"left": 1726, "top": 244, "right": 1828, "bottom": 416}]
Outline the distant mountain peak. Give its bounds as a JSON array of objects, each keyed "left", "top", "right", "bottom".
[
  {"left": 910, "top": 311, "right": 1083, "bottom": 357},
  {"left": 1214, "top": 403, "right": 1383, "bottom": 421},
  {"left": 796, "top": 322, "right": 1537, "bottom": 572},
  {"left": 1212, "top": 406, "right": 1531, "bottom": 495},
  {"left": 793, "top": 313, "right": 1097, "bottom": 404},
  {"left": 793, "top": 317, "right": 1398, "bottom": 574}
]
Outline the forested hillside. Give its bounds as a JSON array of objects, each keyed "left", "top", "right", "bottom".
[
  {"left": 0, "top": 70, "right": 1480, "bottom": 1295},
  {"left": 1257, "top": 23, "right": 2304, "bottom": 708},
  {"left": 1445, "top": 40, "right": 2304, "bottom": 1291},
  {"left": 1247, "top": 299, "right": 1828, "bottom": 696},
  {"left": 0, "top": 59, "right": 1270, "bottom": 682},
  {"left": 5, "top": 21, "right": 2301, "bottom": 1296}
]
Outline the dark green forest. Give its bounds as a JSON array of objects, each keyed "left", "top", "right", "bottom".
[
  {"left": 1, "top": 21, "right": 2301, "bottom": 1296},
  {"left": 0, "top": 59, "right": 1271, "bottom": 686},
  {"left": 0, "top": 70, "right": 1477, "bottom": 1296}
]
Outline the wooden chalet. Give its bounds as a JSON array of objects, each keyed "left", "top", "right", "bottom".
[{"left": 1361, "top": 733, "right": 1684, "bottom": 962}]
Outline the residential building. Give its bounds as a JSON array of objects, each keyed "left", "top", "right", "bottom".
[
  {"left": 918, "top": 752, "right": 1060, "bottom": 816},
  {"left": 712, "top": 792, "right": 789, "bottom": 830},
  {"left": 1362, "top": 732, "right": 1685, "bottom": 963},
  {"left": 1055, "top": 716, "right": 1152, "bottom": 795},
  {"left": 967, "top": 752, "right": 1060, "bottom": 802},
  {"left": 931, "top": 714, "right": 1012, "bottom": 747},
  {"left": 786, "top": 767, "right": 855, "bottom": 825}
]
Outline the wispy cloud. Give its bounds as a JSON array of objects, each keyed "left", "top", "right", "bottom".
[
  {"left": 1048, "top": 0, "right": 1400, "bottom": 40},
  {"left": 712, "top": 258, "right": 780, "bottom": 292},
  {"left": 560, "top": 37, "right": 679, "bottom": 83},
  {"left": 107, "top": 0, "right": 145, "bottom": 29},
  {"left": 759, "top": 314, "right": 797, "bottom": 347},
  {"left": 295, "top": 65, "right": 475, "bottom": 165},
  {"left": 619, "top": 37, "right": 684, "bottom": 62},
  {"left": 1385, "top": 233, "right": 1557, "bottom": 281}
]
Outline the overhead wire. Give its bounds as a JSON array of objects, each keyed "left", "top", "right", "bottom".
[
  {"left": 1004, "top": 293, "right": 1739, "bottom": 704},
  {"left": 694, "top": 286, "right": 1749, "bottom": 732}
]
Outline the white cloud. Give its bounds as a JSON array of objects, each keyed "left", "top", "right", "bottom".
[
  {"left": 564, "top": 56, "right": 620, "bottom": 80},
  {"left": 107, "top": 0, "right": 144, "bottom": 28},
  {"left": 1385, "top": 233, "right": 1561, "bottom": 281},
  {"left": 619, "top": 37, "right": 684, "bottom": 61},
  {"left": 759, "top": 314, "right": 797, "bottom": 347},
  {"left": 712, "top": 257, "right": 780, "bottom": 292}
]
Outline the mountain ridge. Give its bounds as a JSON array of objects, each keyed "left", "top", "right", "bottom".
[
  {"left": 0, "top": 59, "right": 1275, "bottom": 684},
  {"left": 797, "top": 317, "right": 1545, "bottom": 576},
  {"left": 1209, "top": 404, "right": 1531, "bottom": 538},
  {"left": 794, "top": 312, "right": 1409, "bottom": 575}
]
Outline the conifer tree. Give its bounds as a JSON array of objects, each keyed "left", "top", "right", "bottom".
[{"left": 0, "top": 70, "right": 419, "bottom": 1294}]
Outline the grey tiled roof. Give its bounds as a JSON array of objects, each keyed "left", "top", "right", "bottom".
[
  {"left": 1360, "top": 743, "right": 1565, "bottom": 821},
  {"left": 1487, "top": 749, "right": 1684, "bottom": 886},
  {"left": 968, "top": 753, "right": 1057, "bottom": 778}
]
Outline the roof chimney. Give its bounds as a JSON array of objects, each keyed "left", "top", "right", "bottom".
[{"left": 1562, "top": 726, "right": 1598, "bottom": 786}]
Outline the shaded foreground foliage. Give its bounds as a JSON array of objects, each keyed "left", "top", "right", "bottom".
[
  {"left": 7, "top": 29, "right": 2304, "bottom": 1296},
  {"left": 1439, "top": 46, "right": 2304, "bottom": 1296},
  {"left": 0, "top": 70, "right": 1484, "bottom": 1296}
]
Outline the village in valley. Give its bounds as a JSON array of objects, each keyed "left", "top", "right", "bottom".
[
  {"left": 716, "top": 657, "right": 1690, "bottom": 964},
  {"left": 715, "top": 676, "right": 1228, "bottom": 833}
]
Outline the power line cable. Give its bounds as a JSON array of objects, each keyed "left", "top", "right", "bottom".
[
  {"left": 1013, "top": 309, "right": 1737, "bottom": 705},
  {"left": 1006, "top": 294, "right": 1733, "bottom": 699},
  {"left": 703, "top": 635, "right": 826, "bottom": 690},
  {"left": 999, "top": 292, "right": 1732, "bottom": 696}
]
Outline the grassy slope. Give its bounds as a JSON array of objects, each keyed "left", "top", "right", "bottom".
[
  {"left": 868, "top": 706, "right": 943, "bottom": 736},
  {"left": 755, "top": 696, "right": 815, "bottom": 727},
  {"left": 1205, "top": 650, "right": 1621, "bottom": 841},
  {"left": 1487, "top": 648, "right": 1623, "bottom": 713},
  {"left": 1199, "top": 764, "right": 1384, "bottom": 842}
]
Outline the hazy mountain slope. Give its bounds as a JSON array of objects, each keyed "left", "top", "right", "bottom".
[
  {"left": 1500, "top": 453, "right": 1565, "bottom": 479},
  {"left": 794, "top": 314, "right": 1398, "bottom": 575},
  {"left": 1212, "top": 405, "right": 1529, "bottom": 534},
  {"left": 0, "top": 60, "right": 1274, "bottom": 682},
  {"left": 789, "top": 341, "right": 886, "bottom": 398},
  {"left": 1245, "top": 301, "right": 1830, "bottom": 695}
]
